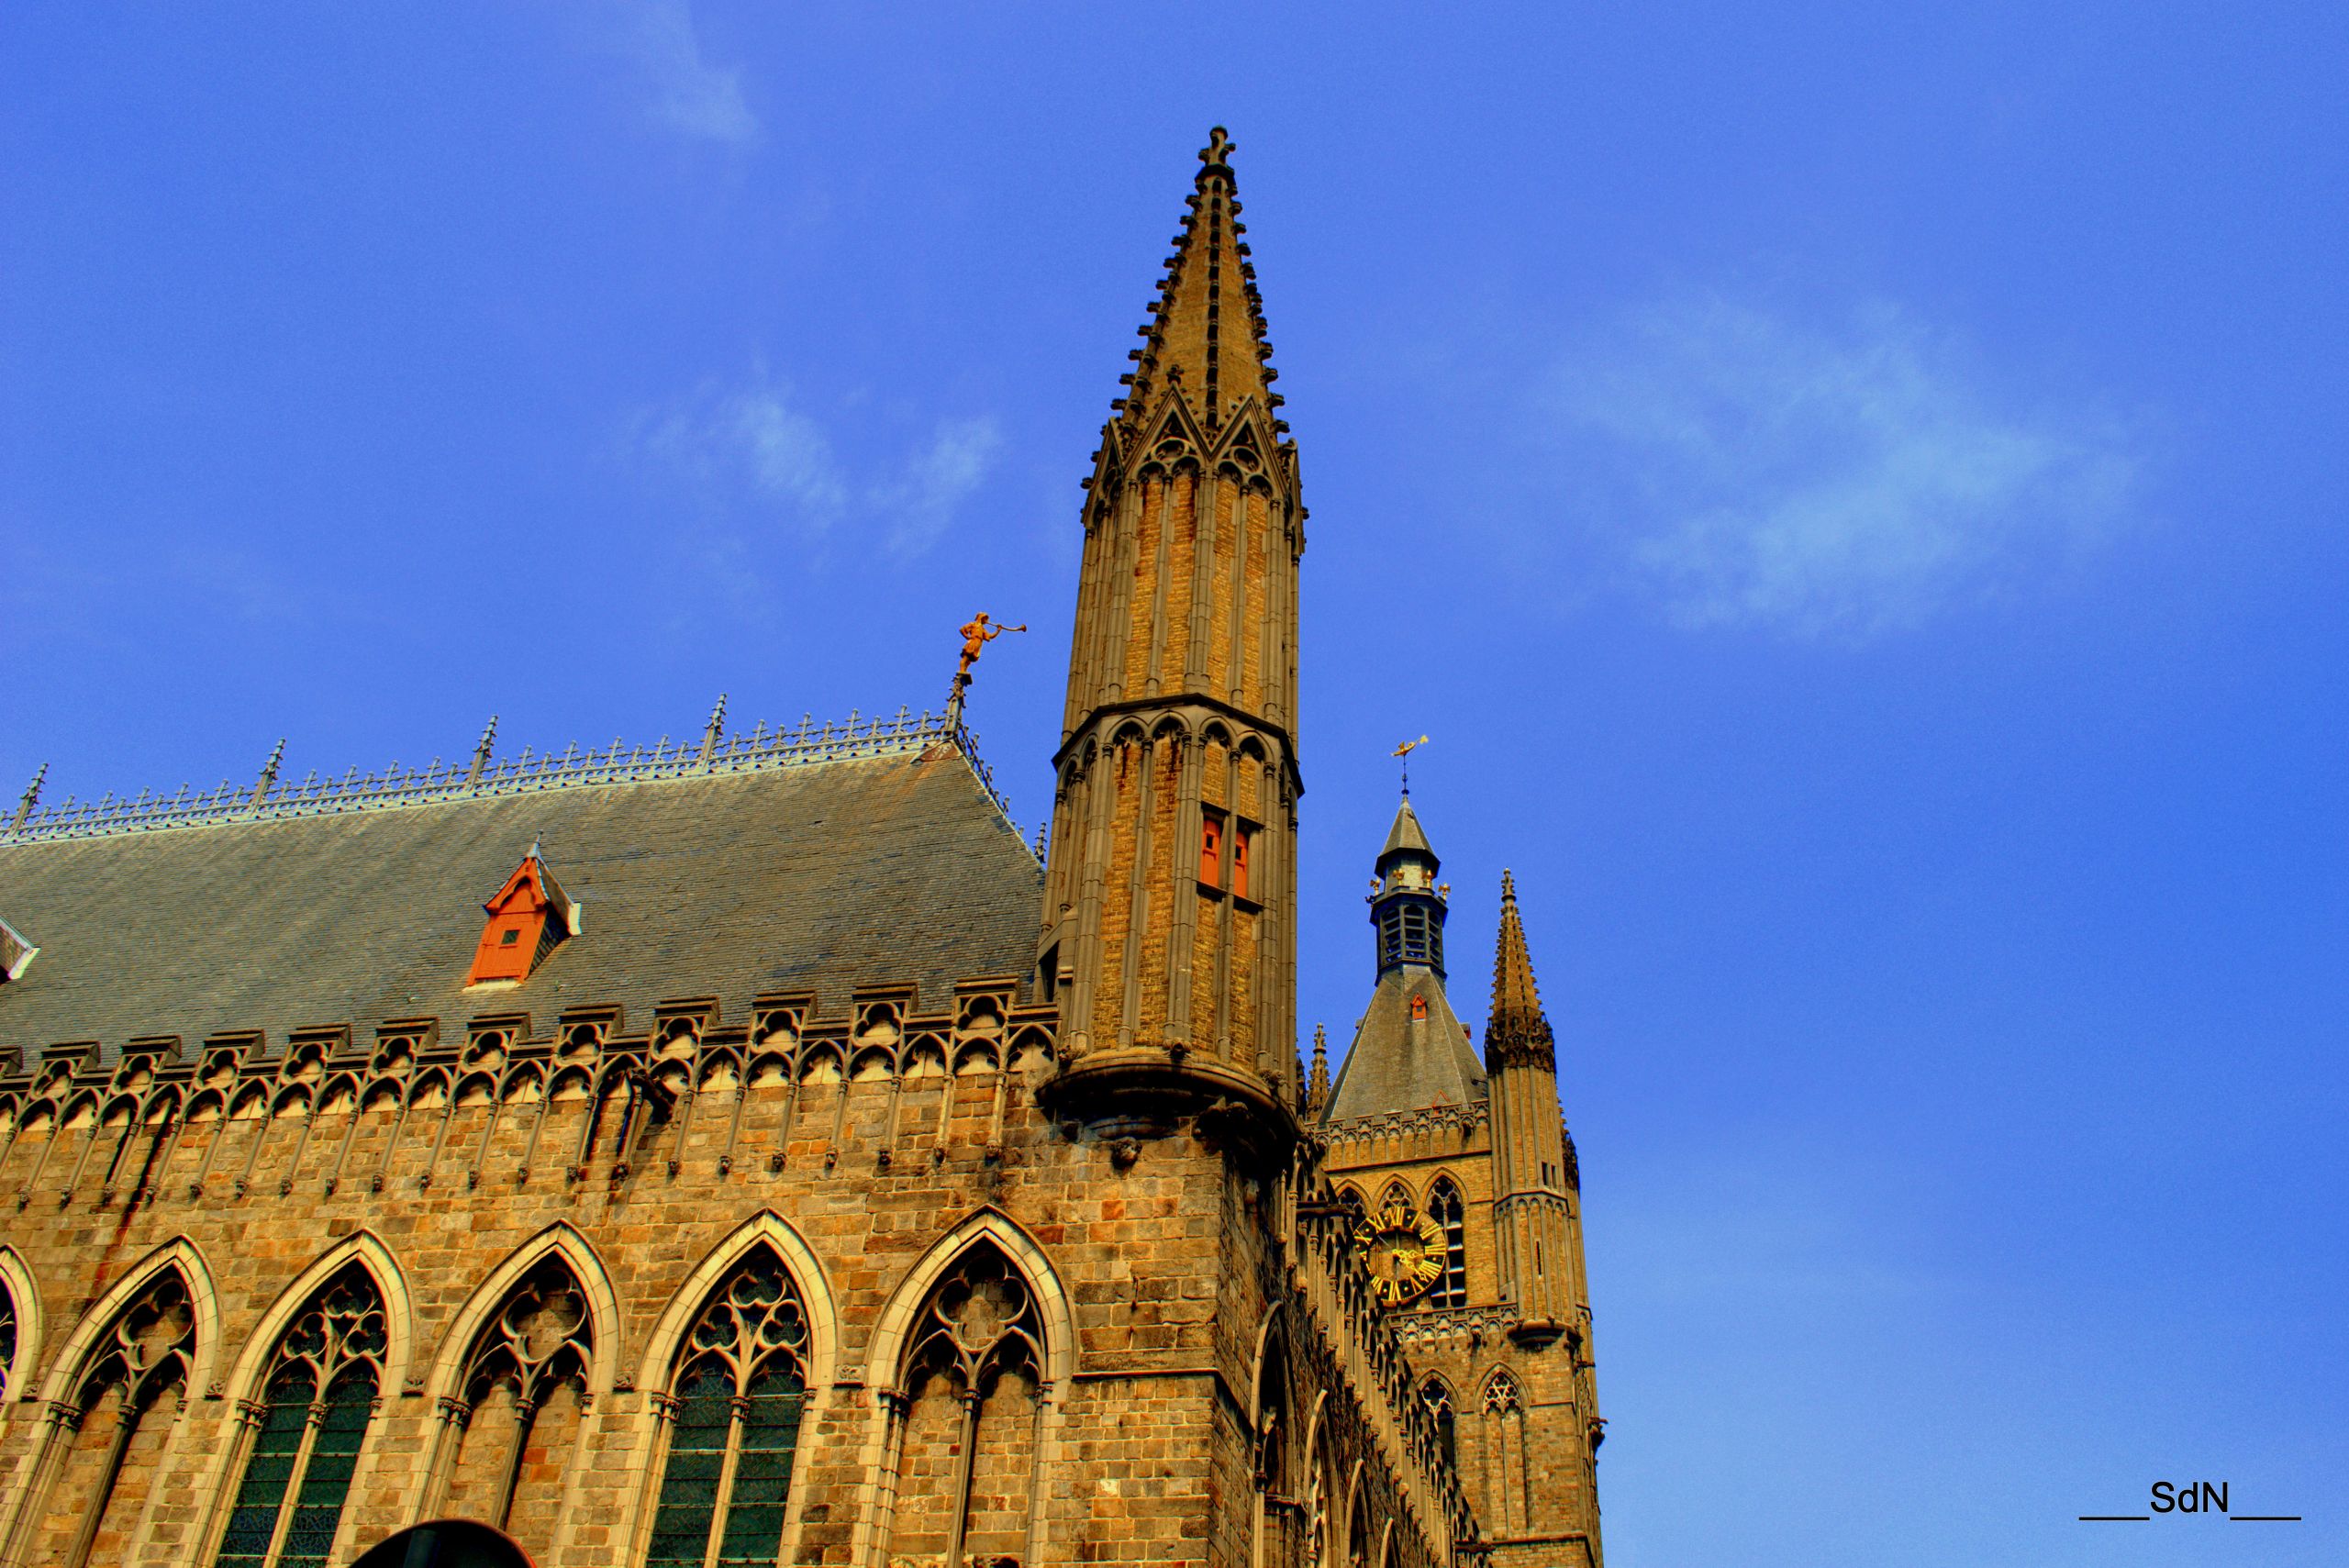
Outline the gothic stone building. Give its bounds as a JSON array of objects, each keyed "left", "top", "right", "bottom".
[{"left": 0, "top": 131, "right": 1603, "bottom": 1568}]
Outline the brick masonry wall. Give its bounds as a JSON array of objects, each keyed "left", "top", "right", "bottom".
[{"left": 0, "top": 1019, "right": 1457, "bottom": 1568}]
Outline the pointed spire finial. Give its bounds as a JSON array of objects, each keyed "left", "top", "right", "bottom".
[
  {"left": 468, "top": 715, "right": 499, "bottom": 785},
  {"left": 1307, "top": 1022, "right": 1330, "bottom": 1114},
  {"left": 1199, "top": 126, "right": 1235, "bottom": 181},
  {"left": 699, "top": 693, "right": 729, "bottom": 765},
  {"left": 1487, "top": 870, "right": 1553, "bottom": 1070},
  {"left": 10, "top": 762, "right": 47, "bottom": 833},
  {"left": 251, "top": 739, "right": 286, "bottom": 806},
  {"left": 1117, "top": 127, "right": 1280, "bottom": 437}
]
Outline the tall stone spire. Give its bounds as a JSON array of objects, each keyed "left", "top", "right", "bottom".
[
  {"left": 1039, "top": 129, "right": 1306, "bottom": 1144},
  {"left": 1116, "top": 126, "right": 1286, "bottom": 441},
  {"left": 1483, "top": 872, "right": 1580, "bottom": 1330},
  {"left": 1487, "top": 869, "right": 1551, "bottom": 1064}
]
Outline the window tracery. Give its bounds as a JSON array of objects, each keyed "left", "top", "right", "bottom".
[
  {"left": 643, "top": 1249, "right": 811, "bottom": 1568},
  {"left": 444, "top": 1258, "right": 593, "bottom": 1533},
  {"left": 215, "top": 1263, "right": 386, "bottom": 1568},
  {"left": 885, "top": 1245, "right": 1048, "bottom": 1568},
  {"left": 39, "top": 1268, "right": 197, "bottom": 1568},
  {"left": 1426, "top": 1178, "right": 1467, "bottom": 1309}
]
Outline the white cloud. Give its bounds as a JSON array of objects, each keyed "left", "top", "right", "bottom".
[
  {"left": 1540, "top": 295, "right": 2140, "bottom": 638},
  {"left": 873, "top": 416, "right": 1006, "bottom": 557},
  {"left": 600, "top": 0, "right": 757, "bottom": 145},
  {"left": 636, "top": 378, "right": 1000, "bottom": 561}
]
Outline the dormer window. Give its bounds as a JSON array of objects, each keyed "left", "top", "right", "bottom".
[
  {"left": 465, "top": 843, "right": 579, "bottom": 987},
  {"left": 0, "top": 917, "right": 34, "bottom": 984}
]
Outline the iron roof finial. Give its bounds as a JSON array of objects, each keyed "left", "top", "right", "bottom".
[
  {"left": 699, "top": 694, "right": 729, "bottom": 766},
  {"left": 10, "top": 762, "right": 47, "bottom": 834},
  {"left": 251, "top": 739, "right": 286, "bottom": 806},
  {"left": 467, "top": 715, "right": 499, "bottom": 785}
]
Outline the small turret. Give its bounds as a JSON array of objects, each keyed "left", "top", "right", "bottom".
[{"left": 1484, "top": 872, "right": 1584, "bottom": 1340}]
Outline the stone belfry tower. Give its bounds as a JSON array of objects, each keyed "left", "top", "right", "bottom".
[{"left": 1040, "top": 127, "right": 1303, "bottom": 1128}]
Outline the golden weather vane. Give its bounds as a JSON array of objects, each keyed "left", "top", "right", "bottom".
[{"left": 1393, "top": 734, "right": 1429, "bottom": 796}]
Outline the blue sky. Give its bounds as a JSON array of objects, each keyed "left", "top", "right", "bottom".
[{"left": 5, "top": 5, "right": 2343, "bottom": 1563}]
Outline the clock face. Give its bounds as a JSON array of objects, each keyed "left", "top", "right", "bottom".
[{"left": 1353, "top": 1201, "right": 1446, "bottom": 1307}]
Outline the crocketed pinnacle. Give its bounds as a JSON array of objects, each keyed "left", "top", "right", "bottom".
[
  {"left": 1115, "top": 126, "right": 1283, "bottom": 437},
  {"left": 1486, "top": 870, "right": 1555, "bottom": 1073},
  {"left": 1307, "top": 1022, "right": 1330, "bottom": 1113}
]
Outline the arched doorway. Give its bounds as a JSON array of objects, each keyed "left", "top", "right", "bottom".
[{"left": 351, "top": 1518, "right": 536, "bottom": 1568}]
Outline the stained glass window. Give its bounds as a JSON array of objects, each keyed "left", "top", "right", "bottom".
[
  {"left": 645, "top": 1250, "right": 811, "bottom": 1568},
  {"left": 214, "top": 1264, "right": 385, "bottom": 1568}
]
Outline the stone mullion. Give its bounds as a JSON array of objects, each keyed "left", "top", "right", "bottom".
[
  {"left": 97, "top": 1111, "right": 144, "bottom": 1200},
  {"left": 191, "top": 1106, "right": 241, "bottom": 1197},
  {"left": 822, "top": 1068, "right": 852, "bottom": 1169},
  {"left": 1224, "top": 479, "right": 1252, "bottom": 706},
  {"left": 941, "top": 1386, "right": 985, "bottom": 1568},
  {"left": 1063, "top": 504, "right": 1109, "bottom": 737},
  {"left": 718, "top": 1067, "right": 752, "bottom": 1175},
  {"left": 776, "top": 1054, "right": 807, "bottom": 1173},
  {"left": 322, "top": 1098, "right": 368, "bottom": 1195},
  {"left": 1099, "top": 478, "right": 1151, "bottom": 705},
  {"left": 15, "top": 1116, "right": 70, "bottom": 1204},
  {"left": 697, "top": 1396, "right": 752, "bottom": 1568},
  {"left": 1068, "top": 751, "right": 1116, "bottom": 1055},
  {"left": 1279, "top": 499, "right": 1302, "bottom": 728},
  {"left": 1116, "top": 735, "right": 1160, "bottom": 1047},
  {"left": 234, "top": 1101, "right": 278, "bottom": 1196},
  {"left": 466, "top": 1090, "right": 503, "bottom": 1188},
  {"left": 1185, "top": 468, "right": 1221, "bottom": 687},
  {"left": 372, "top": 1091, "right": 415, "bottom": 1193},
  {"left": 1249, "top": 758, "right": 1281, "bottom": 1078},
  {"left": 880, "top": 1067, "right": 905, "bottom": 1166},
  {"left": 516, "top": 1089, "right": 555, "bottom": 1184},
  {"left": 256, "top": 1397, "right": 331, "bottom": 1568},
  {"left": 1142, "top": 469, "right": 1182, "bottom": 696},
  {"left": 1164, "top": 733, "right": 1204, "bottom": 1046},
  {"left": 273, "top": 1104, "right": 321, "bottom": 1196},
  {"left": 1211, "top": 748, "right": 1240, "bottom": 1058},
  {"left": 61, "top": 1114, "right": 110, "bottom": 1202}
]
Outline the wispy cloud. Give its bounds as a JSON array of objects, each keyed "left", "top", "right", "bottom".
[
  {"left": 594, "top": 0, "right": 757, "bottom": 145},
  {"left": 1536, "top": 295, "right": 2141, "bottom": 639},
  {"left": 636, "top": 377, "right": 1002, "bottom": 562}
]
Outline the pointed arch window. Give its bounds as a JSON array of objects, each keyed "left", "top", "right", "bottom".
[
  {"left": 1481, "top": 1369, "right": 1528, "bottom": 1534},
  {"left": 1426, "top": 1178, "right": 1467, "bottom": 1308},
  {"left": 35, "top": 1269, "right": 196, "bottom": 1568},
  {"left": 215, "top": 1264, "right": 385, "bottom": 1568},
  {"left": 1417, "top": 1376, "right": 1456, "bottom": 1473},
  {"left": 643, "top": 1249, "right": 811, "bottom": 1568},
  {"left": 884, "top": 1245, "right": 1047, "bottom": 1568},
  {"left": 440, "top": 1258, "right": 593, "bottom": 1535},
  {"left": 0, "top": 1278, "right": 17, "bottom": 1401}
]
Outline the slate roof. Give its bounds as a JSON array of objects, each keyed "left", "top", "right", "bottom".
[
  {"left": 1321, "top": 964, "right": 1487, "bottom": 1122},
  {"left": 1378, "top": 799, "right": 1435, "bottom": 863},
  {"left": 0, "top": 746, "right": 1040, "bottom": 1061}
]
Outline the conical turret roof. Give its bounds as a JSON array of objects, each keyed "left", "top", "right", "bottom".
[
  {"left": 1491, "top": 869, "right": 1542, "bottom": 1020},
  {"left": 1114, "top": 127, "right": 1284, "bottom": 438},
  {"left": 1378, "top": 797, "right": 1435, "bottom": 862},
  {"left": 1485, "top": 870, "right": 1557, "bottom": 1073}
]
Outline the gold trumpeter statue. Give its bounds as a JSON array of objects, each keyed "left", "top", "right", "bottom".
[{"left": 947, "top": 612, "right": 1027, "bottom": 724}]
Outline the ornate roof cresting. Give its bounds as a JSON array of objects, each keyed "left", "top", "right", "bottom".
[{"left": 3, "top": 702, "right": 1013, "bottom": 847}]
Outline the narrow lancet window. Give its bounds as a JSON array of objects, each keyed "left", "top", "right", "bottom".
[
  {"left": 1427, "top": 1177, "right": 1468, "bottom": 1308},
  {"left": 215, "top": 1263, "right": 386, "bottom": 1568},
  {"left": 643, "top": 1249, "right": 811, "bottom": 1568}
]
